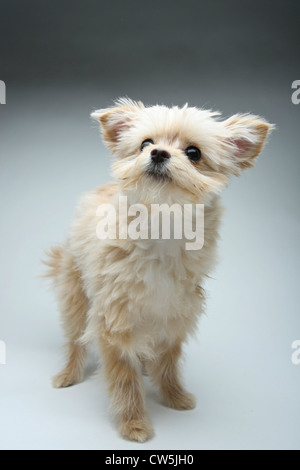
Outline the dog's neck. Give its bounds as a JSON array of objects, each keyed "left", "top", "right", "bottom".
[{"left": 120, "top": 181, "right": 211, "bottom": 207}]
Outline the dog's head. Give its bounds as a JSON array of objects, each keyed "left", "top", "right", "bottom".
[{"left": 92, "top": 98, "right": 273, "bottom": 203}]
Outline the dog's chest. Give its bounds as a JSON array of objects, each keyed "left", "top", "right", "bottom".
[{"left": 130, "top": 238, "right": 199, "bottom": 315}]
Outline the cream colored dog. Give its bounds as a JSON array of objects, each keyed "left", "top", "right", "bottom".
[{"left": 45, "top": 98, "right": 272, "bottom": 442}]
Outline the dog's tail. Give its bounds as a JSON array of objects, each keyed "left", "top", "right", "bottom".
[{"left": 41, "top": 246, "right": 64, "bottom": 279}]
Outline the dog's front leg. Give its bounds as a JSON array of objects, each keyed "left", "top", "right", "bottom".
[
  {"left": 99, "top": 335, "right": 153, "bottom": 443},
  {"left": 148, "top": 340, "right": 196, "bottom": 411}
]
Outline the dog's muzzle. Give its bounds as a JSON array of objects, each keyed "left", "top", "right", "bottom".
[{"left": 146, "top": 148, "right": 171, "bottom": 180}]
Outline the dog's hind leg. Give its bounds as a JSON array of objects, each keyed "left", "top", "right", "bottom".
[{"left": 44, "top": 247, "right": 89, "bottom": 388}]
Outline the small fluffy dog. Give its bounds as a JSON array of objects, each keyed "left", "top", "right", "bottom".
[{"left": 45, "top": 98, "right": 272, "bottom": 442}]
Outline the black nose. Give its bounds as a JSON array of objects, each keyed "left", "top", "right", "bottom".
[{"left": 151, "top": 148, "right": 171, "bottom": 163}]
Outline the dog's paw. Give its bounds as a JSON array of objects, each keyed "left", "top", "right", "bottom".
[
  {"left": 164, "top": 391, "right": 196, "bottom": 411},
  {"left": 119, "top": 418, "right": 154, "bottom": 443},
  {"left": 52, "top": 371, "right": 79, "bottom": 389}
]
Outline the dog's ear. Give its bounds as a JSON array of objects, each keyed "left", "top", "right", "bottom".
[
  {"left": 91, "top": 98, "right": 144, "bottom": 149},
  {"left": 220, "top": 114, "right": 274, "bottom": 174}
]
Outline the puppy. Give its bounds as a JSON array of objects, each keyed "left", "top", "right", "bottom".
[{"left": 44, "top": 98, "right": 273, "bottom": 442}]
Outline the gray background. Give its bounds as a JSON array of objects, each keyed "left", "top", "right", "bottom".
[{"left": 0, "top": 0, "right": 300, "bottom": 450}]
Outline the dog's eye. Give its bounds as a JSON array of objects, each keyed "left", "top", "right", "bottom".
[
  {"left": 140, "top": 139, "right": 154, "bottom": 151},
  {"left": 185, "top": 146, "right": 202, "bottom": 162}
]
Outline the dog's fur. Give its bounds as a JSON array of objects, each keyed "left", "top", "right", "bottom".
[{"left": 44, "top": 98, "right": 272, "bottom": 442}]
